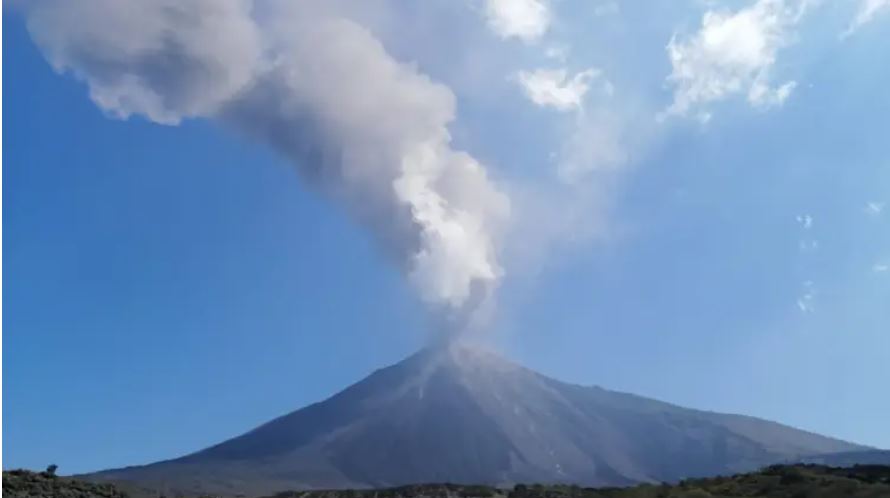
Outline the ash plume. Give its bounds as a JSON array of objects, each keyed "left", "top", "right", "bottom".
[{"left": 23, "top": 0, "right": 510, "bottom": 328}]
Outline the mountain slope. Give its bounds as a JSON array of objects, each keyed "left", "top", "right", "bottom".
[{"left": 87, "top": 345, "right": 867, "bottom": 496}]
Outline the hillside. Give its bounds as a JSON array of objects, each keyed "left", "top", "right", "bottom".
[
  {"left": 6, "top": 465, "right": 890, "bottom": 498},
  {"left": 269, "top": 464, "right": 890, "bottom": 497},
  {"left": 86, "top": 345, "right": 868, "bottom": 496},
  {"left": 3, "top": 468, "right": 128, "bottom": 498},
  {"left": 270, "top": 464, "right": 890, "bottom": 497}
]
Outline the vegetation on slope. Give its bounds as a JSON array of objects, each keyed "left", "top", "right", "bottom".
[
  {"left": 4, "top": 464, "right": 890, "bottom": 498},
  {"left": 269, "top": 465, "right": 890, "bottom": 498},
  {"left": 3, "top": 467, "right": 128, "bottom": 498}
]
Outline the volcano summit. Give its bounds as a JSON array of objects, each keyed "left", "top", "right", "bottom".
[{"left": 88, "top": 345, "right": 866, "bottom": 496}]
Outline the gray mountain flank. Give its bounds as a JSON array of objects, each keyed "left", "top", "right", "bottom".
[{"left": 87, "top": 345, "right": 870, "bottom": 496}]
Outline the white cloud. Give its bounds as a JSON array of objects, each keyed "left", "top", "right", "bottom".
[
  {"left": 516, "top": 68, "right": 604, "bottom": 112},
  {"left": 797, "top": 213, "right": 814, "bottom": 229},
  {"left": 797, "top": 280, "right": 816, "bottom": 313},
  {"left": 661, "top": 0, "right": 807, "bottom": 120},
  {"left": 749, "top": 78, "right": 797, "bottom": 108},
  {"left": 865, "top": 201, "right": 885, "bottom": 216},
  {"left": 796, "top": 296, "right": 815, "bottom": 313},
  {"left": 842, "top": 0, "right": 890, "bottom": 38},
  {"left": 796, "top": 214, "right": 817, "bottom": 252},
  {"left": 874, "top": 263, "right": 890, "bottom": 273},
  {"left": 514, "top": 67, "right": 627, "bottom": 182},
  {"left": 484, "top": 0, "right": 551, "bottom": 43}
]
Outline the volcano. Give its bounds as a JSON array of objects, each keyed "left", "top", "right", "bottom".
[{"left": 88, "top": 345, "right": 868, "bottom": 496}]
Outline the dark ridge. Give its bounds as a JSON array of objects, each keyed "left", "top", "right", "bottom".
[
  {"left": 3, "top": 469, "right": 129, "bottom": 498},
  {"left": 6, "top": 465, "right": 890, "bottom": 498}
]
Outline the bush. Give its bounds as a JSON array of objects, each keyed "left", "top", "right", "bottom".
[{"left": 42, "top": 464, "right": 58, "bottom": 478}]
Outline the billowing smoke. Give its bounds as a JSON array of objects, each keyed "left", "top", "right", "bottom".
[{"left": 24, "top": 0, "right": 510, "bottom": 328}]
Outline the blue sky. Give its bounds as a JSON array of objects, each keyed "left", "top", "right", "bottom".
[{"left": 4, "top": 0, "right": 889, "bottom": 474}]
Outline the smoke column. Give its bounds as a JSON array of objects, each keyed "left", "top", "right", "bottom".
[{"left": 23, "top": 0, "right": 511, "bottom": 330}]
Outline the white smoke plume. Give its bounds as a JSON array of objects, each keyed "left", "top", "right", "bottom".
[{"left": 23, "top": 0, "right": 510, "bottom": 328}]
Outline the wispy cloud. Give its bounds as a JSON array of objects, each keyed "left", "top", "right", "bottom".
[
  {"left": 865, "top": 201, "right": 885, "bottom": 216},
  {"left": 842, "top": 0, "right": 890, "bottom": 38},
  {"left": 796, "top": 294, "right": 815, "bottom": 313},
  {"left": 660, "top": 0, "right": 809, "bottom": 121},
  {"left": 874, "top": 263, "right": 890, "bottom": 273},
  {"left": 797, "top": 214, "right": 814, "bottom": 229},
  {"left": 796, "top": 214, "right": 818, "bottom": 252},
  {"left": 798, "top": 240, "right": 819, "bottom": 252},
  {"left": 796, "top": 280, "right": 816, "bottom": 313},
  {"left": 513, "top": 66, "right": 628, "bottom": 183},
  {"left": 483, "top": 0, "right": 640, "bottom": 265},
  {"left": 516, "top": 68, "right": 606, "bottom": 112}
]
